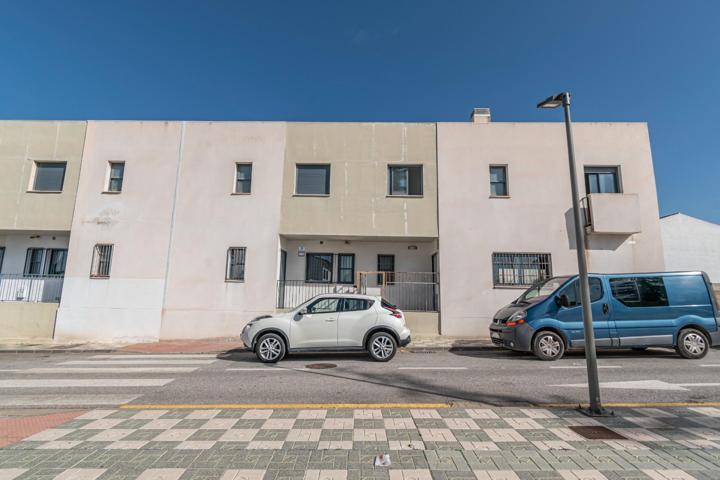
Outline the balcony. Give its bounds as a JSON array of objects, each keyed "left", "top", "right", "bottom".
[
  {"left": 0, "top": 274, "right": 64, "bottom": 303},
  {"left": 277, "top": 272, "right": 439, "bottom": 312},
  {"left": 583, "top": 193, "right": 642, "bottom": 235}
]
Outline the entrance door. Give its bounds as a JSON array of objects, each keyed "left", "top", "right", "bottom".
[
  {"left": 289, "top": 297, "right": 340, "bottom": 349},
  {"left": 555, "top": 277, "right": 613, "bottom": 347}
]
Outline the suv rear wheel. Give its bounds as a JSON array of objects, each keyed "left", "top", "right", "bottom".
[
  {"left": 532, "top": 331, "right": 565, "bottom": 361},
  {"left": 368, "top": 332, "right": 397, "bottom": 362},
  {"left": 676, "top": 328, "right": 709, "bottom": 359},
  {"left": 255, "top": 333, "right": 286, "bottom": 363}
]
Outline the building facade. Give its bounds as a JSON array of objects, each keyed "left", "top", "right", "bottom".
[
  {"left": 661, "top": 213, "right": 720, "bottom": 285},
  {"left": 0, "top": 111, "right": 666, "bottom": 342}
]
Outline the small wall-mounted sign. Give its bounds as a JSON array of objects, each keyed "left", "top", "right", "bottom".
[
  {"left": 298, "top": 245, "right": 306, "bottom": 257},
  {"left": 408, "top": 245, "right": 418, "bottom": 250}
]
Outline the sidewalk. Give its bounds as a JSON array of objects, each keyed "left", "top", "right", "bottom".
[
  {"left": 2, "top": 405, "right": 719, "bottom": 479},
  {"left": 0, "top": 335, "right": 494, "bottom": 354}
]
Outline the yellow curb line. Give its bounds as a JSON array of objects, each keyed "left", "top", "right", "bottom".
[
  {"left": 120, "top": 403, "right": 451, "bottom": 410},
  {"left": 540, "top": 401, "right": 720, "bottom": 408}
]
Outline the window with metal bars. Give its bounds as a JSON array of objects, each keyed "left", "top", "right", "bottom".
[
  {"left": 235, "top": 164, "right": 252, "bottom": 194},
  {"left": 492, "top": 252, "right": 552, "bottom": 287},
  {"left": 90, "top": 244, "right": 113, "bottom": 278},
  {"left": 226, "top": 247, "right": 246, "bottom": 281}
]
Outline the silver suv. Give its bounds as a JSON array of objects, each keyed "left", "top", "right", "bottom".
[{"left": 241, "top": 294, "right": 412, "bottom": 362}]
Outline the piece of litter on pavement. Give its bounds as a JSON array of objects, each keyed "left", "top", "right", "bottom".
[{"left": 374, "top": 453, "right": 391, "bottom": 467}]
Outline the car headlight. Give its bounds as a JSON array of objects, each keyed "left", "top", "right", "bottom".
[{"left": 507, "top": 311, "right": 526, "bottom": 327}]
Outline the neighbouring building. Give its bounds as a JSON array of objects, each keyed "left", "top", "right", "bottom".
[
  {"left": 0, "top": 110, "right": 667, "bottom": 342},
  {"left": 0, "top": 121, "right": 87, "bottom": 339},
  {"left": 660, "top": 212, "right": 720, "bottom": 285}
]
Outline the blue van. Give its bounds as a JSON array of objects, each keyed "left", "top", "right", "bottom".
[{"left": 489, "top": 271, "right": 720, "bottom": 360}]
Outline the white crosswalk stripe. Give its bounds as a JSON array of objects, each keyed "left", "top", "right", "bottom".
[{"left": 0, "top": 354, "right": 216, "bottom": 407}]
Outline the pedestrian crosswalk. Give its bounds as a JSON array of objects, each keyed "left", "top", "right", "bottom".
[{"left": 0, "top": 353, "right": 218, "bottom": 408}]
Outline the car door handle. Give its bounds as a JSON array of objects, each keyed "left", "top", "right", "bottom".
[
  {"left": 603, "top": 303, "right": 609, "bottom": 314},
  {"left": 325, "top": 318, "right": 336, "bottom": 322}
]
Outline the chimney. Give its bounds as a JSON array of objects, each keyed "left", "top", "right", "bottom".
[{"left": 470, "top": 107, "right": 491, "bottom": 123}]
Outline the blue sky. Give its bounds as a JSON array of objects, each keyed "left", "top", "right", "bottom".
[{"left": 1, "top": 1, "right": 718, "bottom": 223}]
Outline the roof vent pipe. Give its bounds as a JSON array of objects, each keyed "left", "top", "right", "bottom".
[{"left": 470, "top": 108, "right": 491, "bottom": 123}]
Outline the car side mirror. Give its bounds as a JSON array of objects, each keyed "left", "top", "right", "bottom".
[
  {"left": 555, "top": 295, "right": 570, "bottom": 308},
  {"left": 298, "top": 308, "right": 308, "bottom": 316}
]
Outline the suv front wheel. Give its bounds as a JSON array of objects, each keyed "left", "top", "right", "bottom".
[
  {"left": 368, "top": 332, "right": 397, "bottom": 362},
  {"left": 255, "top": 333, "right": 286, "bottom": 363}
]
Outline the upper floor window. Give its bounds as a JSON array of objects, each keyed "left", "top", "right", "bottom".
[
  {"left": 107, "top": 162, "right": 125, "bottom": 192},
  {"left": 489, "top": 165, "right": 508, "bottom": 197},
  {"left": 226, "top": 247, "right": 247, "bottom": 281},
  {"left": 24, "top": 248, "right": 45, "bottom": 275},
  {"left": 492, "top": 252, "right": 552, "bottom": 287},
  {"left": 90, "top": 244, "right": 113, "bottom": 278},
  {"left": 585, "top": 166, "right": 621, "bottom": 194},
  {"left": 235, "top": 163, "right": 252, "bottom": 194},
  {"left": 32, "top": 162, "right": 66, "bottom": 192},
  {"left": 296, "top": 165, "right": 330, "bottom": 195},
  {"left": 388, "top": 165, "right": 423, "bottom": 196}
]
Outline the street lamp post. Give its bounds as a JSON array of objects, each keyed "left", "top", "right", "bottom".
[{"left": 537, "top": 92, "right": 606, "bottom": 416}]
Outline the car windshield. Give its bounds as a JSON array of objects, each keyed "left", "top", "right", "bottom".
[{"left": 514, "top": 276, "right": 571, "bottom": 304}]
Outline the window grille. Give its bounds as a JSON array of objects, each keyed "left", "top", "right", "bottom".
[
  {"left": 91, "top": 244, "right": 113, "bottom": 278},
  {"left": 492, "top": 252, "right": 552, "bottom": 287}
]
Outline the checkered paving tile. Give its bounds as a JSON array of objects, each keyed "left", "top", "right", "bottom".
[{"left": 1, "top": 406, "right": 720, "bottom": 479}]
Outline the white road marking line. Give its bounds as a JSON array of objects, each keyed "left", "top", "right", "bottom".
[
  {"left": 1, "top": 367, "right": 198, "bottom": 374},
  {"left": 700, "top": 364, "right": 720, "bottom": 367},
  {"left": 226, "top": 368, "right": 293, "bottom": 372},
  {"left": 60, "top": 359, "right": 215, "bottom": 365},
  {"left": 0, "top": 379, "right": 174, "bottom": 388},
  {"left": 91, "top": 354, "right": 217, "bottom": 359},
  {"left": 0, "top": 394, "right": 141, "bottom": 406},
  {"left": 550, "top": 366, "right": 622, "bottom": 369},
  {"left": 398, "top": 367, "right": 469, "bottom": 370},
  {"left": 551, "top": 380, "right": 720, "bottom": 391}
]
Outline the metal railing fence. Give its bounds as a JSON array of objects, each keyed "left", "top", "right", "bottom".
[
  {"left": 0, "top": 274, "right": 64, "bottom": 303},
  {"left": 276, "top": 280, "right": 356, "bottom": 309}
]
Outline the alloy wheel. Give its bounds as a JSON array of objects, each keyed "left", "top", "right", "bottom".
[
  {"left": 259, "top": 337, "right": 282, "bottom": 361},
  {"left": 371, "top": 335, "right": 394, "bottom": 359},
  {"left": 539, "top": 335, "right": 561, "bottom": 357},
  {"left": 683, "top": 332, "right": 706, "bottom": 355}
]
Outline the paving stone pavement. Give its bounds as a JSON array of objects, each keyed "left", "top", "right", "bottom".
[{"left": 2, "top": 406, "right": 720, "bottom": 479}]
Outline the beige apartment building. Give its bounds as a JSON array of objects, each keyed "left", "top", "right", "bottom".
[{"left": 0, "top": 111, "right": 665, "bottom": 342}]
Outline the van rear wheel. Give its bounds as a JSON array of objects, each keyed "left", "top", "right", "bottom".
[
  {"left": 676, "top": 329, "right": 709, "bottom": 359},
  {"left": 532, "top": 331, "right": 565, "bottom": 361}
]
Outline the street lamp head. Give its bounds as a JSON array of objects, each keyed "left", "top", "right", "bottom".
[{"left": 537, "top": 92, "right": 570, "bottom": 109}]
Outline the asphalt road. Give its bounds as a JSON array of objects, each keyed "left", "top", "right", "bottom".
[{"left": 1, "top": 346, "right": 720, "bottom": 410}]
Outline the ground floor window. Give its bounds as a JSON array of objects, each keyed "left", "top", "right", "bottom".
[
  {"left": 492, "top": 252, "right": 552, "bottom": 287},
  {"left": 377, "top": 254, "right": 395, "bottom": 284},
  {"left": 0, "top": 247, "right": 5, "bottom": 273},
  {"left": 45, "top": 249, "right": 67, "bottom": 275},
  {"left": 226, "top": 247, "right": 247, "bottom": 281},
  {"left": 91, "top": 244, "right": 113, "bottom": 278},
  {"left": 337, "top": 253, "right": 355, "bottom": 284},
  {"left": 24, "top": 248, "right": 45, "bottom": 275},
  {"left": 306, "top": 253, "right": 333, "bottom": 283}
]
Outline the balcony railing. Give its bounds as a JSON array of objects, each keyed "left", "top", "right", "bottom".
[
  {"left": 0, "top": 274, "right": 64, "bottom": 303},
  {"left": 277, "top": 272, "right": 440, "bottom": 312}
]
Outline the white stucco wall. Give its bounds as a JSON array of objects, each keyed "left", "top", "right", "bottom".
[
  {"left": 160, "top": 122, "right": 286, "bottom": 339},
  {"left": 436, "top": 122, "right": 665, "bottom": 337},
  {"left": 54, "top": 121, "right": 184, "bottom": 342},
  {"left": 661, "top": 213, "right": 720, "bottom": 283}
]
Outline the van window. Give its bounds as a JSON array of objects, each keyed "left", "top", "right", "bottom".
[
  {"left": 560, "top": 278, "right": 603, "bottom": 307},
  {"left": 664, "top": 275, "right": 711, "bottom": 306},
  {"left": 610, "top": 277, "right": 669, "bottom": 307}
]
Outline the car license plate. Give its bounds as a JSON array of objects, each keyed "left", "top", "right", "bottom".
[{"left": 491, "top": 332, "right": 501, "bottom": 339}]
